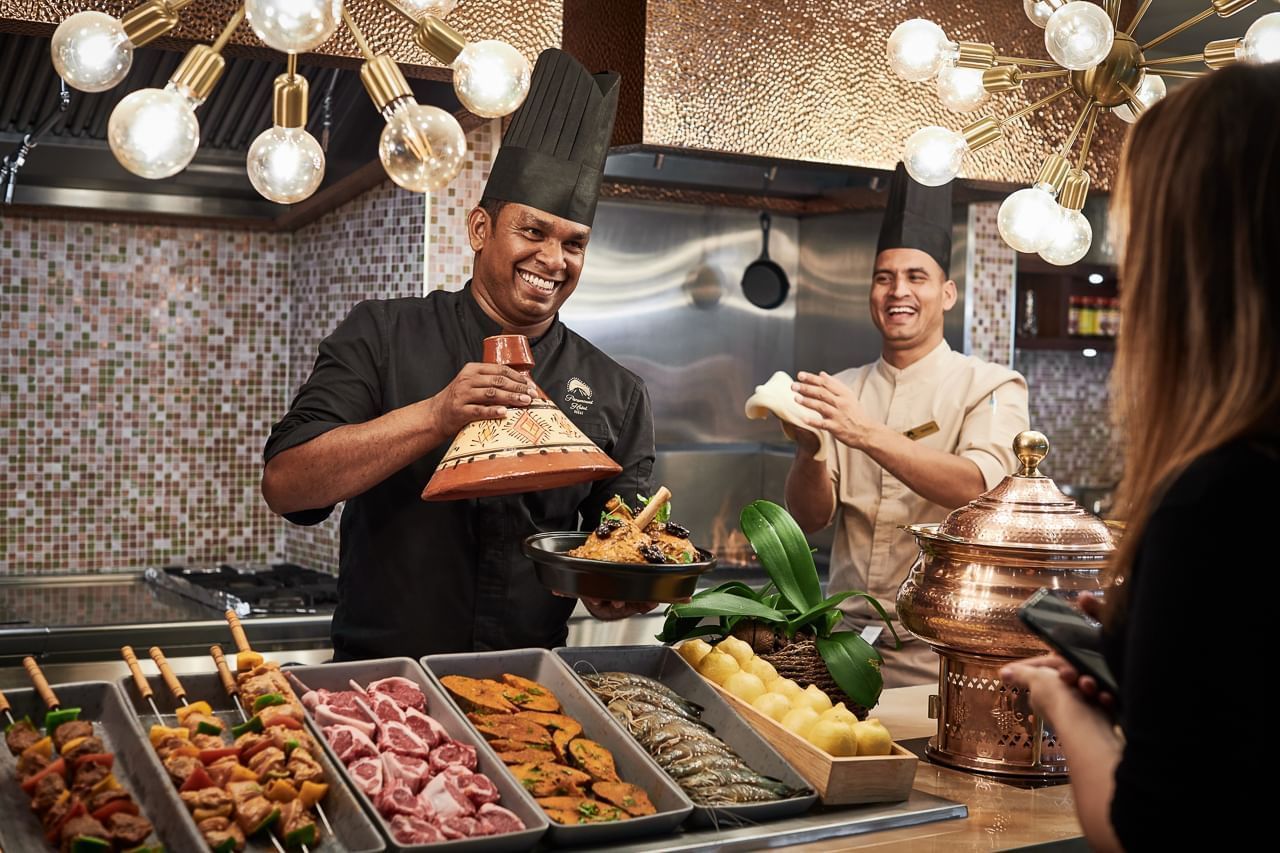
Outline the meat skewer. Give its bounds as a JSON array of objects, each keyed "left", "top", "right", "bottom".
[
  {"left": 1, "top": 685, "right": 15, "bottom": 727},
  {"left": 141, "top": 646, "right": 294, "bottom": 853},
  {"left": 222, "top": 613, "right": 335, "bottom": 843},
  {"left": 18, "top": 657, "right": 158, "bottom": 851},
  {"left": 122, "top": 645, "right": 165, "bottom": 722}
]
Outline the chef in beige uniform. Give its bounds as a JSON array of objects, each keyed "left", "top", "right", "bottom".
[{"left": 785, "top": 164, "right": 1029, "bottom": 687}]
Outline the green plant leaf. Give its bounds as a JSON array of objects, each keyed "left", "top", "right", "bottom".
[
  {"left": 668, "top": 591, "right": 787, "bottom": 621},
  {"left": 785, "top": 590, "right": 863, "bottom": 634},
  {"left": 655, "top": 622, "right": 724, "bottom": 643},
  {"left": 823, "top": 610, "right": 841, "bottom": 635},
  {"left": 840, "top": 591, "right": 903, "bottom": 649},
  {"left": 701, "top": 581, "right": 762, "bottom": 601},
  {"left": 816, "top": 631, "right": 884, "bottom": 708},
  {"left": 740, "top": 501, "right": 823, "bottom": 612},
  {"left": 655, "top": 608, "right": 704, "bottom": 643}
]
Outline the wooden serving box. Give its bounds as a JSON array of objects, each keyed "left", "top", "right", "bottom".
[{"left": 707, "top": 680, "right": 918, "bottom": 805}]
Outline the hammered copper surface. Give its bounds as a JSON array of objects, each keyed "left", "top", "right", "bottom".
[
  {"left": 562, "top": 0, "right": 1127, "bottom": 190},
  {"left": 0, "top": 0, "right": 561, "bottom": 79},
  {"left": 896, "top": 431, "right": 1114, "bottom": 779}
]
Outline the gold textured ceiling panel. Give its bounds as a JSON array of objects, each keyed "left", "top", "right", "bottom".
[
  {"left": 1, "top": 1, "right": 562, "bottom": 77},
  {"left": 571, "top": 0, "right": 1124, "bottom": 190}
]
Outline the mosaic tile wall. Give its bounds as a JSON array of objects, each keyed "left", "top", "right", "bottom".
[
  {"left": 0, "top": 218, "right": 290, "bottom": 575},
  {"left": 964, "top": 201, "right": 1016, "bottom": 368},
  {"left": 1015, "top": 349, "right": 1121, "bottom": 488},
  {"left": 280, "top": 120, "right": 500, "bottom": 572}
]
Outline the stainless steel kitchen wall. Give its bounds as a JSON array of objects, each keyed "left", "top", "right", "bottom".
[{"left": 795, "top": 207, "right": 968, "bottom": 374}]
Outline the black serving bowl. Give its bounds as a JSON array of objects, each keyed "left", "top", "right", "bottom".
[{"left": 522, "top": 531, "right": 717, "bottom": 602}]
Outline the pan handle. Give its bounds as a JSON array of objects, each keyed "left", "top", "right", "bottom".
[{"left": 759, "top": 211, "right": 772, "bottom": 259}]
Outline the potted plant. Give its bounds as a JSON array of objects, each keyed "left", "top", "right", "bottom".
[{"left": 657, "top": 500, "right": 899, "bottom": 715}]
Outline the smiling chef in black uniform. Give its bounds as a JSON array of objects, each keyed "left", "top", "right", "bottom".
[{"left": 260, "top": 49, "right": 656, "bottom": 661}]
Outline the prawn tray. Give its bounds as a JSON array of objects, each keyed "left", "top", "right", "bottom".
[
  {"left": 2, "top": 680, "right": 207, "bottom": 853},
  {"left": 117, "top": 671, "right": 385, "bottom": 852},
  {"left": 555, "top": 645, "right": 818, "bottom": 827},
  {"left": 422, "top": 648, "right": 693, "bottom": 847}
]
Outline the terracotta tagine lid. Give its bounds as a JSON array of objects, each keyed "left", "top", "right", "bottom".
[{"left": 421, "top": 334, "right": 622, "bottom": 501}]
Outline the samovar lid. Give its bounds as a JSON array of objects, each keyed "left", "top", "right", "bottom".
[{"left": 936, "top": 431, "right": 1115, "bottom": 551}]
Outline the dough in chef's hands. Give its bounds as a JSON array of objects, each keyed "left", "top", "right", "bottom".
[{"left": 744, "top": 371, "right": 836, "bottom": 462}]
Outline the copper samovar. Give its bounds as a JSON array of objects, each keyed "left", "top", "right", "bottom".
[{"left": 897, "top": 431, "right": 1115, "bottom": 780}]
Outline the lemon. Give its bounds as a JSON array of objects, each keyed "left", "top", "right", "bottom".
[
  {"left": 851, "top": 718, "right": 893, "bottom": 756},
  {"left": 806, "top": 719, "right": 858, "bottom": 756},
  {"left": 676, "top": 638, "right": 713, "bottom": 668},
  {"left": 800, "top": 683, "right": 833, "bottom": 713},
  {"left": 767, "top": 678, "right": 807, "bottom": 703},
  {"left": 717, "top": 636, "right": 755, "bottom": 666},
  {"left": 780, "top": 706, "right": 821, "bottom": 738},
  {"left": 751, "top": 692, "right": 792, "bottom": 722},
  {"left": 744, "top": 656, "right": 778, "bottom": 682},
  {"left": 821, "top": 702, "right": 858, "bottom": 726},
  {"left": 723, "top": 671, "right": 768, "bottom": 703},
  {"left": 696, "top": 650, "right": 741, "bottom": 685}
]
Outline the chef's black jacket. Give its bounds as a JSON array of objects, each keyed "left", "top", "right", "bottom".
[{"left": 264, "top": 284, "right": 655, "bottom": 660}]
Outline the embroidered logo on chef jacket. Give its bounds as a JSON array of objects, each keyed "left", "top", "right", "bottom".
[{"left": 565, "top": 377, "right": 594, "bottom": 415}]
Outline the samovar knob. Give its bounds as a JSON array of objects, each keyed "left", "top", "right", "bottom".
[{"left": 1014, "top": 430, "right": 1049, "bottom": 477}]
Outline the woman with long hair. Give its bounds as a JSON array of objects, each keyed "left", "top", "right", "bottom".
[{"left": 1001, "top": 62, "right": 1280, "bottom": 851}]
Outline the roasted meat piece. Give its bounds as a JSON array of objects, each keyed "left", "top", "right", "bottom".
[{"left": 5, "top": 718, "right": 40, "bottom": 754}]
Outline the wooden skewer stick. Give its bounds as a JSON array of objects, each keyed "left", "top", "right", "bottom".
[
  {"left": 122, "top": 645, "right": 164, "bottom": 721},
  {"left": 634, "top": 485, "right": 672, "bottom": 530},
  {"left": 22, "top": 656, "right": 59, "bottom": 711},
  {"left": 210, "top": 645, "right": 248, "bottom": 723},
  {"left": 0, "top": 687, "right": 14, "bottom": 726},
  {"left": 225, "top": 609, "right": 252, "bottom": 655}
]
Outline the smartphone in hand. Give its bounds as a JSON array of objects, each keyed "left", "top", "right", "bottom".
[{"left": 1017, "top": 588, "right": 1121, "bottom": 701}]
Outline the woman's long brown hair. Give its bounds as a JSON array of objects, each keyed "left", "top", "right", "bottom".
[{"left": 1107, "top": 63, "right": 1280, "bottom": 608}]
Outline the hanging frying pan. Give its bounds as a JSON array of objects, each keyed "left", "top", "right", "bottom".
[{"left": 741, "top": 211, "right": 790, "bottom": 309}]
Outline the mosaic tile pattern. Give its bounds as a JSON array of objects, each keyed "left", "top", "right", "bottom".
[
  {"left": 0, "top": 218, "right": 289, "bottom": 575},
  {"left": 964, "top": 202, "right": 1016, "bottom": 368},
  {"left": 281, "top": 120, "right": 500, "bottom": 571},
  {"left": 1014, "top": 349, "right": 1121, "bottom": 488}
]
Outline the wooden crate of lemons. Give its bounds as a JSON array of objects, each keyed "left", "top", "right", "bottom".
[{"left": 677, "top": 637, "right": 917, "bottom": 805}]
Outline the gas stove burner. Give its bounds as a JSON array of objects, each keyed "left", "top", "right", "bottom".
[{"left": 161, "top": 563, "right": 339, "bottom": 614}]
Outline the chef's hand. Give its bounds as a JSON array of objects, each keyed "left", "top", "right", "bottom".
[
  {"left": 793, "top": 371, "right": 877, "bottom": 450},
  {"left": 581, "top": 599, "right": 659, "bottom": 621},
  {"left": 786, "top": 421, "right": 822, "bottom": 458},
  {"left": 428, "top": 363, "right": 537, "bottom": 436}
]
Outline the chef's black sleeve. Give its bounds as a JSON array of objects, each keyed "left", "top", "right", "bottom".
[
  {"left": 578, "top": 378, "right": 655, "bottom": 529},
  {"left": 263, "top": 300, "right": 386, "bottom": 525}
]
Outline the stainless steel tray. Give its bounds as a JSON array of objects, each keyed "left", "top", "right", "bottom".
[
  {"left": 522, "top": 532, "right": 715, "bottom": 603},
  {"left": 287, "top": 658, "right": 549, "bottom": 853},
  {"left": 422, "top": 648, "right": 694, "bottom": 847},
  {"left": 1, "top": 680, "right": 207, "bottom": 852},
  {"left": 117, "top": 670, "right": 385, "bottom": 852},
  {"left": 555, "top": 644, "right": 819, "bottom": 827}
]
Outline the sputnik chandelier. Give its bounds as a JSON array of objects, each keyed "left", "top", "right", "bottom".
[
  {"left": 48, "top": 1, "right": 532, "bottom": 202},
  {"left": 889, "top": 0, "right": 1280, "bottom": 264}
]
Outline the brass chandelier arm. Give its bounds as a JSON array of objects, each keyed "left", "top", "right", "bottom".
[
  {"left": 287, "top": 52, "right": 297, "bottom": 77},
  {"left": 1141, "top": 53, "right": 1210, "bottom": 66},
  {"left": 1143, "top": 7, "right": 1216, "bottom": 51},
  {"left": 1153, "top": 68, "right": 1209, "bottom": 78},
  {"left": 210, "top": 5, "right": 246, "bottom": 54},
  {"left": 1117, "top": 80, "right": 1146, "bottom": 116},
  {"left": 1059, "top": 101, "right": 1099, "bottom": 157},
  {"left": 1124, "top": 0, "right": 1155, "bottom": 35},
  {"left": 1020, "top": 69, "right": 1070, "bottom": 80},
  {"left": 341, "top": 5, "right": 378, "bottom": 61},
  {"left": 1105, "top": 0, "right": 1122, "bottom": 25},
  {"left": 999, "top": 85, "right": 1074, "bottom": 126},
  {"left": 1076, "top": 107, "right": 1100, "bottom": 171},
  {"left": 994, "top": 55, "right": 1060, "bottom": 68}
]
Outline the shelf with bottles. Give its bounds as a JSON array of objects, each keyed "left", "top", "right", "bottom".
[{"left": 1014, "top": 257, "right": 1118, "bottom": 353}]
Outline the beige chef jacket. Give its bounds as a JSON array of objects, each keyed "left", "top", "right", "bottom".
[{"left": 825, "top": 340, "right": 1029, "bottom": 688}]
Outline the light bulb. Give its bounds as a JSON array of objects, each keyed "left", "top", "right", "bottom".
[
  {"left": 379, "top": 100, "right": 467, "bottom": 192},
  {"left": 51, "top": 11, "right": 134, "bottom": 93},
  {"left": 903, "top": 125, "right": 966, "bottom": 187},
  {"left": 1024, "top": 0, "right": 1056, "bottom": 28},
  {"left": 245, "top": 0, "right": 341, "bottom": 54},
  {"left": 108, "top": 85, "right": 200, "bottom": 179},
  {"left": 1045, "top": 1, "right": 1115, "bottom": 70},
  {"left": 452, "top": 40, "right": 531, "bottom": 118},
  {"left": 935, "top": 65, "right": 988, "bottom": 112},
  {"left": 247, "top": 126, "right": 325, "bottom": 203},
  {"left": 1239, "top": 12, "right": 1280, "bottom": 64},
  {"left": 998, "top": 185, "right": 1060, "bottom": 253},
  {"left": 387, "top": 0, "right": 457, "bottom": 18},
  {"left": 1113, "top": 73, "right": 1166, "bottom": 123},
  {"left": 887, "top": 19, "right": 955, "bottom": 82},
  {"left": 1039, "top": 206, "right": 1093, "bottom": 266}
]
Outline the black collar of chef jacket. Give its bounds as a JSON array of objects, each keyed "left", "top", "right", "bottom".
[{"left": 460, "top": 281, "right": 564, "bottom": 356}]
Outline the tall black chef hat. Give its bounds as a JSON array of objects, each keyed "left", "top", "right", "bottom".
[
  {"left": 875, "top": 162, "right": 953, "bottom": 277},
  {"left": 480, "top": 48, "right": 620, "bottom": 228}
]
